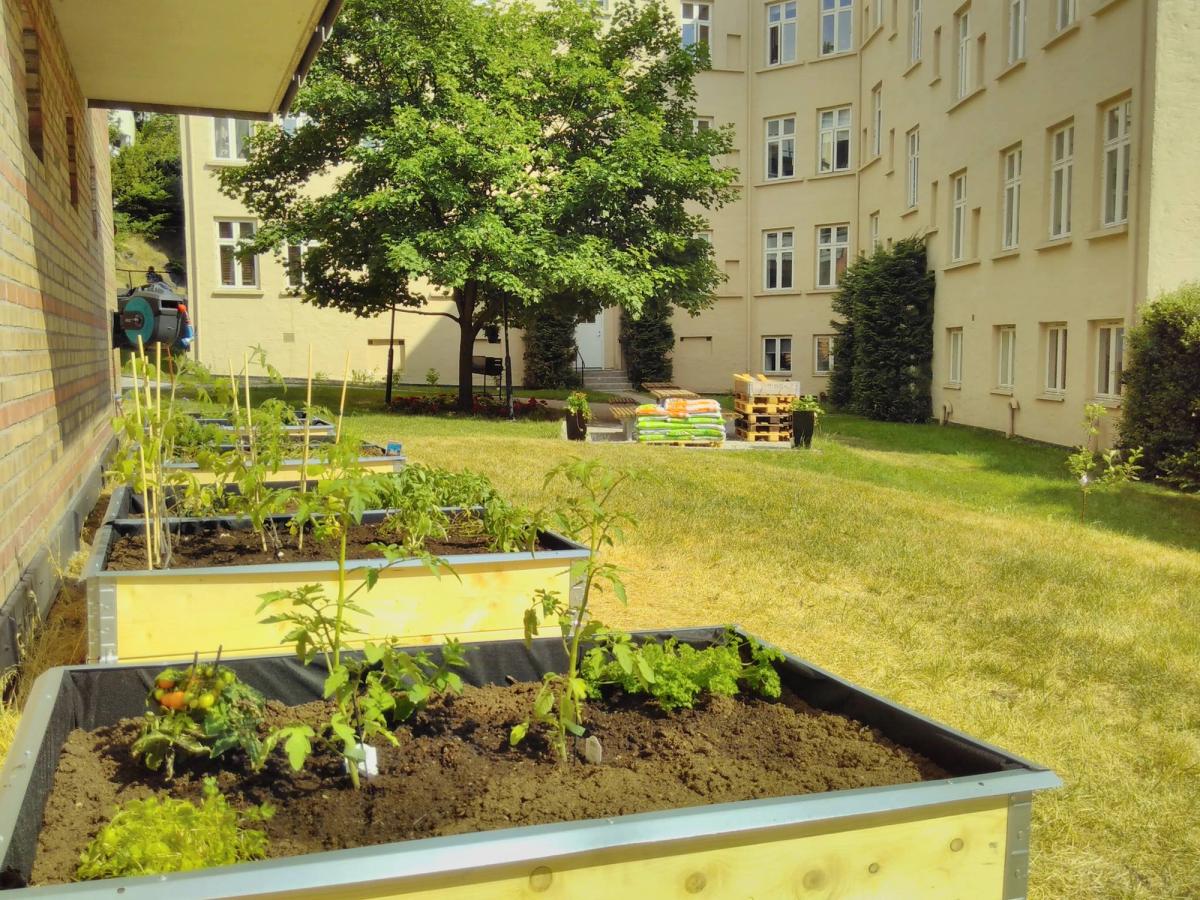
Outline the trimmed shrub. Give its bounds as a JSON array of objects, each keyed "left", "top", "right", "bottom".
[
  {"left": 830, "top": 237, "right": 934, "bottom": 422},
  {"left": 522, "top": 306, "right": 578, "bottom": 388},
  {"left": 619, "top": 295, "right": 674, "bottom": 388},
  {"left": 1121, "top": 283, "right": 1200, "bottom": 486}
]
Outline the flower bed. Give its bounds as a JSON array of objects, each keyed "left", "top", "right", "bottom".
[{"left": 390, "top": 393, "right": 554, "bottom": 419}]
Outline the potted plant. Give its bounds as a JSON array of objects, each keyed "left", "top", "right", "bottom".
[
  {"left": 789, "top": 395, "right": 823, "bottom": 448},
  {"left": 564, "top": 391, "right": 591, "bottom": 441}
]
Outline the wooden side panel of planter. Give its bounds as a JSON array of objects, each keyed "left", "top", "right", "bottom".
[
  {"left": 269, "top": 799, "right": 1010, "bottom": 899},
  {"left": 109, "top": 559, "right": 574, "bottom": 663},
  {"left": 176, "top": 457, "right": 404, "bottom": 486}
]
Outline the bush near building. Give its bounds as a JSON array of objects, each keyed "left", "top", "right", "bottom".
[
  {"left": 1121, "top": 283, "right": 1200, "bottom": 490},
  {"left": 620, "top": 295, "right": 674, "bottom": 388},
  {"left": 523, "top": 306, "right": 579, "bottom": 389},
  {"left": 829, "top": 238, "right": 934, "bottom": 423}
]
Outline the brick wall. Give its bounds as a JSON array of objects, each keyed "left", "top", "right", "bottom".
[{"left": 0, "top": 0, "right": 116, "bottom": 607}]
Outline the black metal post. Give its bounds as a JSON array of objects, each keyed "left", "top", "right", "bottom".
[
  {"left": 384, "top": 303, "right": 397, "bottom": 406},
  {"left": 502, "top": 294, "right": 514, "bottom": 420}
]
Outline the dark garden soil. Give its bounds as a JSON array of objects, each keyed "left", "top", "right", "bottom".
[
  {"left": 31, "top": 684, "right": 949, "bottom": 885},
  {"left": 106, "top": 521, "right": 551, "bottom": 571}
]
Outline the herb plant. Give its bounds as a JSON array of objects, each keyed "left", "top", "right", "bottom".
[
  {"left": 565, "top": 391, "right": 592, "bottom": 422},
  {"left": 76, "top": 778, "right": 273, "bottom": 880}
]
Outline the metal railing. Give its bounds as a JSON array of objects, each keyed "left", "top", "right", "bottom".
[{"left": 574, "top": 348, "right": 586, "bottom": 389}]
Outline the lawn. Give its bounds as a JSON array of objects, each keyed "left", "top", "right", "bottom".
[
  {"left": 330, "top": 404, "right": 1197, "bottom": 900},
  {"left": 6, "top": 396, "right": 1198, "bottom": 898}
]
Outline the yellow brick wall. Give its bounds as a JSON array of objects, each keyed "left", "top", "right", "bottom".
[{"left": 0, "top": 0, "right": 116, "bottom": 602}]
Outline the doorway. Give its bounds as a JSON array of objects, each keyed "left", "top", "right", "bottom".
[{"left": 575, "top": 316, "right": 604, "bottom": 369}]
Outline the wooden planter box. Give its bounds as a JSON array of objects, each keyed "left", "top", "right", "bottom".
[
  {"left": 84, "top": 511, "right": 587, "bottom": 665},
  {"left": 0, "top": 628, "right": 1059, "bottom": 897},
  {"left": 164, "top": 442, "right": 405, "bottom": 485},
  {"left": 190, "top": 411, "right": 336, "bottom": 437}
]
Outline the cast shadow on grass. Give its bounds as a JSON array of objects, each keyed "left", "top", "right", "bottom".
[{"left": 1017, "top": 482, "right": 1200, "bottom": 554}]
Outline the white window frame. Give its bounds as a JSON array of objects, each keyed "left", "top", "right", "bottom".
[
  {"left": 681, "top": 2, "right": 711, "bottom": 48},
  {"left": 217, "top": 219, "right": 259, "bottom": 289},
  {"left": 870, "top": 85, "right": 883, "bottom": 158},
  {"left": 948, "top": 328, "right": 963, "bottom": 385},
  {"left": 951, "top": 172, "right": 967, "bottom": 262},
  {"left": 765, "top": 116, "right": 796, "bottom": 181},
  {"left": 767, "top": 1, "right": 798, "bottom": 66},
  {"left": 909, "top": 0, "right": 922, "bottom": 63},
  {"left": 905, "top": 127, "right": 919, "bottom": 208},
  {"left": 1049, "top": 124, "right": 1074, "bottom": 238},
  {"left": 1002, "top": 147, "right": 1022, "bottom": 250},
  {"left": 814, "top": 335, "right": 836, "bottom": 374},
  {"left": 285, "top": 242, "right": 308, "bottom": 290},
  {"left": 763, "top": 230, "right": 795, "bottom": 291},
  {"left": 1102, "top": 99, "right": 1132, "bottom": 227},
  {"left": 1096, "top": 322, "right": 1125, "bottom": 399},
  {"left": 997, "top": 326, "right": 1016, "bottom": 389},
  {"left": 818, "top": 106, "right": 852, "bottom": 174},
  {"left": 820, "top": 0, "right": 854, "bottom": 57},
  {"left": 213, "top": 117, "right": 253, "bottom": 161},
  {"left": 1056, "top": 0, "right": 1076, "bottom": 32},
  {"left": 763, "top": 336, "right": 793, "bottom": 374},
  {"left": 816, "top": 224, "right": 850, "bottom": 289},
  {"left": 692, "top": 116, "right": 713, "bottom": 134},
  {"left": 1007, "top": 0, "right": 1026, "bottom": 64},
  {"left": 1045, "top": 324, "right": 1068, "bottom": 393},
  {"left": 955, "top": 9, "right": 971, "bottom": 100},
  {"left": 869, "top": 212, "right": 880, "bottom": 251}
]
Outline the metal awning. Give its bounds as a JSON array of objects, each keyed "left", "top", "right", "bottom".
[{"left": 51, "top": 0, "right": 342, "bottom": 119}]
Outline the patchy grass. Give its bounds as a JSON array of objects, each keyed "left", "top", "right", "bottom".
[{"left": 337, "top": 406, "right": 1196, "bottom": 899}]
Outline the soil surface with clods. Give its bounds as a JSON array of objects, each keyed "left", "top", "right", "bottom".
[{"left": 32, "top": 683, "right": 949, "bottom": 885}]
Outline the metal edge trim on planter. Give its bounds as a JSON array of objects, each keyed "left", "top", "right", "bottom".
[
  {"left": 0, "top": 627, "right": 1060, "bottom": 898},
  {"left": 161, "top": 444, "right": 404, "bottom": 474}
]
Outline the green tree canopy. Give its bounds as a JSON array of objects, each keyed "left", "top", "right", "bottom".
[
  {"left": 110, "top": 114, "right": 181, "bottom": 239},
  {"left": 219, "top": 0, "right": 737, "bottom": 409}
]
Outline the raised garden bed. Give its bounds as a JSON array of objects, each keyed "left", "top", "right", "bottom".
[
  {"left": 164, "top": 442, "right": 405, "bottom": 485},
  {"left": 84, "top": 512, "right": 587, "bottom": 665},
  {"left": 0, "top": 627, "right": 1059, "bottom": 896},
  {"left": 190, "top": 411, "right": 336, "bottom": 437}
]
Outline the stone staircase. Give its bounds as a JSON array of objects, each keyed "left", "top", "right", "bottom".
[{"left": 582, "top": 368, "right": 635, "bottom": 394}]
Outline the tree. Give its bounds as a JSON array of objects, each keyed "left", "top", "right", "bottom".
[
  {"left": 523, "top": 305, "right": 579, "bottom": 389},
  {"left": 219, "top": 0, "right": 736, "bottom": 411},
  {"left": 830, "top": 238, "right": 934, "bottom": 422},
  {"left": 109, "top": 114, "right": 181, "bottom": 239},
  {"left": 620, "top": 294, "right": 674, "bottom": 388}
]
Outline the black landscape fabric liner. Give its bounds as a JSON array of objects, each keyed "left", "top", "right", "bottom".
[{"left": 0, "top": 627, "right": 1031, "bottom": 889}]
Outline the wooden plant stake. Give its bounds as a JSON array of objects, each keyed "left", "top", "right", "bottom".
[
  {"left": 137, "top": 337, "right": 160, "bottom": 568},
  {"left": 243, "top": 354, "right": 266, "bottom": 552},
  {"left": 130, "top": 342, "right": 153, "bottom": 571},
  {"left": 299, "top": 345, "right": 314, "bottom": 551},
  {"left": 335, "top": 350, "right": 350, "bottom": 444}
]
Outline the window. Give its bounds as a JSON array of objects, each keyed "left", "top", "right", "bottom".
[
  {"left": 1102, "top": 99, "right": 1132, "bottom": 227},
  {"left": 905, "top": 127, "right": 919, "bottom": 208},
  {"left": 217, "top": 220, "right": 259, "bottom": 288},
  {"left": 22, "top": 27, "right": 42, "bottom": 161},
  {"left": 1045, "top": 325, "right": 1068, "bottom": 393},
  {"left": 280, "top": 112, "right": 311, "bottom": 136},
  {"left": 909, "top": 0, "right": 922, "bottom": 62},
  {"left": 765, "top": 117, "right": 796, "bottom": 180},
  {"left": 955, "top": 9, "right": 971, "bottom": 99},
  {"left": 818, "top": 106, "right": 852, "bottom": 173},
  {"left": 947, "top": 328, "right": 963, "bottom": 384},
  {"left": 814, "top": 335, "right": 836, "bottom": 373},
  {"left": 214, "top": 118, "right": 253, "bottom": 160},
  {"left": 1002, "top": 146, "right": 1022, "bottom": 249},
  {"left": 286, "top": 243, "right": 307, "bottom": 290},
  {"left": 767, "top": 2, "right": 798, "bottom": 66},
  {"left": 820, "top": 0, "right": 853, "bottom": 56},
  {"left": 763, "top": 336, "right": 793, "bottom": 373},
  {"left": 764, "top": 230, "right": 794, "bottom": 290},
  {"left": 681, "top": 3, "right": 711, "bottom": 48},
  {"left": 1007, "top": 0, "right": 1026, "bottom": 64},
  {"left": 869, "top": 212, "right": 880, "bottom": 251},
  {"left": 816, "top": 224, "right": 850, "bottom": 288},
  {"left": 1049, "top": 124, "right": 1074, "bottom": 238},
  {"left": 870, "top": 85, "right": 883, "bottom": 158},
  {"left": 1096, "top": 323, "right": 1125, "bottom": 398},
  {"left": 951, "top": 172, "right": 967, "bottom": 261},
  {"left": 66, "top": 116, "right": 79, "bottom": 207},
  {"left": 1056, "top": 0, "right": 1076, "bottom": 32},
  {"left": 692, "top": 116, "right": 713, "bottom": 134},
  {"left": 997, "top": 326, "right": 1016, "bottom": 389}
]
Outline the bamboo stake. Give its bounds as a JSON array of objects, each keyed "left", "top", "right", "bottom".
[
  {"left": 336, "top": 350, "right": 350, "bottom": 445},
  {"left": 139, "top": 338, "right": 159, "bottom": 567},
  {"left": 243, "top": 354, "right": 266, "bottom": 552},
  {"left": 135, "top": 338, "right": 156, "bottom": 569},
  {"left": 129, "top": 347, "right": 153, "bottom": 571},
  {"left": 154, "top": 341, "right": 166, "bottom": 567},
  {"left": 299, "top": 345, "right": 313, "bottom": 552}
]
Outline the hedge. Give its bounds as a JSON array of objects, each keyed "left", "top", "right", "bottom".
[{"left": 619, "top": 295, "right": 674, "bottom": 388}]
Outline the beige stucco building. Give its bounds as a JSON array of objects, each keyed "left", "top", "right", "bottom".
[{"left": 181, "top": 0, "right": 1199, "bottom": 446}]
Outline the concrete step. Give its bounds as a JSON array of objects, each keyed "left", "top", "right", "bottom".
[{"left": 583, "top": 369, "right": 634, "bottom": 391}]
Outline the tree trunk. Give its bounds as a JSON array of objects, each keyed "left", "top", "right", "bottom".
[{"left": 455, "top": 284, "right": 477, "bottom": 413}]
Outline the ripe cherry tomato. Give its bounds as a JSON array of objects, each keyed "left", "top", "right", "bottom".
[
  {"left": 155, "top": 677, "right": 175, "bottom": 691},
  {"left": 159, "top": 691, "right": 186, "bottom": 711}
]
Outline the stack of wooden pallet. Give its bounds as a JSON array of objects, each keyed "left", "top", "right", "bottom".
[{"left": 733, "top": 374, "right": 800, "bottom": 442}]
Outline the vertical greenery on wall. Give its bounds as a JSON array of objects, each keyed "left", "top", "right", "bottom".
[
  {"left": 829, "top": 237, "right": 935, "bottom": 423},
  {"left": 522, "top": 305, "right": 579, "bottom": 388},
  {"left": 1121, "top": 283, "right": 1200, "bottom": 488},
  {"left": 619, "top": 295, "right": 674, "bottom": 388}
]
